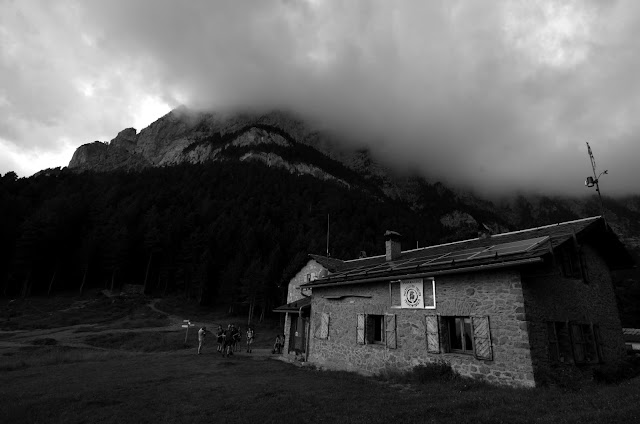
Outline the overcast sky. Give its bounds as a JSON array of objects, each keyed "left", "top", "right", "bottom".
[{"left": 1, "top": 0, "right": 639, "bottom": 196}]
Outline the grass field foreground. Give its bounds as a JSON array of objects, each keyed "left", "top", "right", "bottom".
[
  {"left": 1, "top": 342, "right": 640, "bottom": 424},
  {"left": 2, "top": 295, "right": 640, "bottom": 423}
]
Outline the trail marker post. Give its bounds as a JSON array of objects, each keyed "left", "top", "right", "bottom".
[{"left": 182, "top": 320, "right": 194, "bottom": 343}]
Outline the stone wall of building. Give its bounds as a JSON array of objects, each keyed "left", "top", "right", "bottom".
[
  {"left": 287, "top": 259, "right": 327, "bottom": 303},
  {"left": 522, "top": 244, "right": 627, "bottom": 379},
  {"left": 307, "top": 269, "right": 536, "bottom": 387},
  {"left": 282, "top": 259, "right": 327, "bottom": 357}
]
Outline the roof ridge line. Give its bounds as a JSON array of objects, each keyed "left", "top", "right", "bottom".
[
  {"left": 490, "top": 216, "right": 600, "bottom": 238},
  {"left": 399, "top": 216, "right": 601, "bottom": 254},
  {"left": 339, "top": 216, "right": 601, "bottom": 262}
]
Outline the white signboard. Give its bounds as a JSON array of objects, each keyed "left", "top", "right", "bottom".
[{"left": 401, "top": 279, "right": 424, "bottom": 309}]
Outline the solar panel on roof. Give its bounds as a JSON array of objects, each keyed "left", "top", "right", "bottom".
[
  {"left": 392, "top": 256, "right": 439, "bottom": 271},
  {"left": 469, "top": 236, "right": 549, "bottom": 260},
  {"left": 361, "top": 263, "right": 392, "bottom": 274},
  {"left": 420, "top": 252, "right": 454, "bottom": 266},
  {"left": 437, "top": 247, "right": 487, "bottom": 262}
]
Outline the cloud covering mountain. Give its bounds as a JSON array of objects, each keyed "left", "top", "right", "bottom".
[{"left": 2, "top": 0, "right": 640, "bottom": 195}]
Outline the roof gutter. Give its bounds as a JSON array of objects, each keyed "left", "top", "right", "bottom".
[{"left": 304, "top": 257, "right": 544, "bottom": 289}]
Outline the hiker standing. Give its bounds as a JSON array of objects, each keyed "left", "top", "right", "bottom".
[
  {"left": 273, "top": 334, "right": 283, "bottom": 354},
  {"left": 197, "top": 326, "right": 207, "bottom": 355},
  {"left": 216, "top": 325, "right": 224, "bottom": 352},
  {"left": 232, "top": 325, "right": 240, "bottom": 352},
  {"left": 222, "top": 325, "right": 234, "bottom": 357},
  {"left": 246, "top": 326, "right": 254, "bottom": 353}
]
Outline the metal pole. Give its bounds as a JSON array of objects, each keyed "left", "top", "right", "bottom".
[
  {"left": 586, "top": 142, "right": 607, "bottom": 227},
  {"left": 326, "top": 213, "right": 330, "bottom": 257}
]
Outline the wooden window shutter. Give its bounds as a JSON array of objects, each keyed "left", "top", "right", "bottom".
[
  {"left": 547, "top": 321, "right": 560, "bottom": 362},
  {"left": 319, "top": 312, "right": 329, "bottom": 339},
  {"left": 472, "top": 316, "right": 493, "bottom": 361},
  {"left": 313, "top": 312, "right": 321, "bottom": 338},
  {"left": 385, "top": 314, "right": 397, "bottom": 349},
  {"left": 592, "top": 323, "right": 604, "bottom": 363},
  {"left": 570, "top": 322, "right": 586, "bottom": 363},
  {"left": 425, "top": 315, "right": 440, "bottom": 353},
  {"left": 356, "top": 313, "right": 366, "bottom": 344}
]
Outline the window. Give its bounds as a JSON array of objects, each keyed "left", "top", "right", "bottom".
[
  {"left": 439, "top": 316, "right": 493, "bottom": 360},
  {"left": 547, "top": 321, "right": 602, "bottom": 364},
  {"left": 367, "top": 314, "right": 385, "bottom": 344},
  {"left": 558, "top": 243, "right": 584, "bottom": 280},
  {"left": 356, "top": 313, "right": 397, "bottom": 348},
  {"left": 447, "top": 317, "right": 474, "bottom": 354}
]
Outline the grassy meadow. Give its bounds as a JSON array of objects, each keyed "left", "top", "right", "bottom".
[{"left": 1, "top": 294, "right": 640, "bottom": 423}]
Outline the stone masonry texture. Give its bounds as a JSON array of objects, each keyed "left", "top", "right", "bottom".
[
  {"left": 522, "top": 244, "right": 627, "bottom": 380},
  {"left": 283, "top": 260, "right": 327, "bottom": 356},
  {"left": 307, "top": 269, "right": 537, "bottom": 387}
]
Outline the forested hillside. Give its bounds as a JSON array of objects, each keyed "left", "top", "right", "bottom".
[
  {"left": 2, "top": 158, "right": 640, "bottom": 325},
  {"left": 0, "top": 162, "right": 461, "bottom": 317}
]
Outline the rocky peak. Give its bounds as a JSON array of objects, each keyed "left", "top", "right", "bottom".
[{"left": 110, "top": 128, "right": 138, "bottom": 152}]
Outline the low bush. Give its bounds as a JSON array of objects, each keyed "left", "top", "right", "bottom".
[
  {"left": 376, "top": 360, "right": 458, "bottom": 384},
  {"left": 534, "top": 363, "right": 586, "bottom": 391},
  {"left": 593, "top": 356, "right": 640, "bottom": 384}
]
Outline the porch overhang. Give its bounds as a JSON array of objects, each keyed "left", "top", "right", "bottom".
[{"left": 273, "top": 296, "right": 311, "bottom": 313}]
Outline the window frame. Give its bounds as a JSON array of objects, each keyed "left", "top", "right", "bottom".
[
  {"left": 369, "top": 314, "right": 385, "bottom": 345},
  {"left": 356, "top": 313, "right": 397, "bottom": 348},
  {"left": 547, "top": 320, "right": 601, "bottom": 365},
  {"left": 558, "top": 242, "right": 584, "bottom": 280},
  {"left": 446, "top": 316, "right": 474, "bottom": 355}
]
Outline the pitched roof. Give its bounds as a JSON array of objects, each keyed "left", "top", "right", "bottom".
[
  {"left": 302, "top": 216, "right": 634, "bottom": 289},
  {"left": 308, "top": 254, "right": 344, "bottom": 272}
]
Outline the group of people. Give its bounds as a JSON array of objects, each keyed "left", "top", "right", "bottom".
[
  {"left": 197, "top": 324, "right": 254, "bottom": 356},
  {"left": 197, "top": 324, "right": 285, "bottom": 356}
]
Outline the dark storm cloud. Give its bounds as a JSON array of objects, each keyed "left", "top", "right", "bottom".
[{"left": 2, "top": 0, "right": 640, "bottom": 195}]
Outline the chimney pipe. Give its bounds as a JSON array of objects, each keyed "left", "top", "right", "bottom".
[{"left": 384, "top": 230, "right": 402, "bottom": 261}]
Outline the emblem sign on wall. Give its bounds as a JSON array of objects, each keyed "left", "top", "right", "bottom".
[
  {"left": 399, "top": 278, "right": 436, "bottom": 309},
  {"left": 401, "top": 279, "right": 424, "bottom": 308}
]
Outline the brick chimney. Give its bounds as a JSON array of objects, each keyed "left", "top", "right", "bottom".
[{"left": 384, "top": 230, "right": 402, "bottom": 261}]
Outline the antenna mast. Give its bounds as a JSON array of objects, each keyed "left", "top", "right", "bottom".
[
  {"left": 584, "top": 142, "right": 608, "bottom": 226},
  {"left": 326, "top": 213, "right": 330, "bottom": 257}
]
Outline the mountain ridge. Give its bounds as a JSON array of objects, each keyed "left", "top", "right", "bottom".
[{"left": 66, "top": 107, "right": 640, "bottom": 254}]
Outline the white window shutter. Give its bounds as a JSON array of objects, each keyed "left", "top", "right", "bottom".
[
  {"left": 357, "top": 313, "right": 366, "bottom": 344},
  {"left": 319, "top": 312, "right": 329, "bottom": 339},
  {"left": 425, "top": 315, "right": 440, "bottom": 353},
  {"left": 472, "top": 316, "right": 493, "bottom": 360},
  {"left": 385, "top": 314, "right": 397, "bottom": 349}
]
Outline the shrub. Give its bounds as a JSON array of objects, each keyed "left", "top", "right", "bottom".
[
  {"left": 593, "top": 356, "right": 640, "bottom": 384},
  {"left": 534, "top": 364, "right": 587, "bottom": 391},
  {"left": 376, "top": 360, "right": 457, "bottom": 384},
  {"left": 412, "top": 361, "right": 457, "bottom": 383}
]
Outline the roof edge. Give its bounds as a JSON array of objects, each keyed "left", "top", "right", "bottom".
[{"left": 303, "top": 257, "right": 543, "bottom": 289}]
